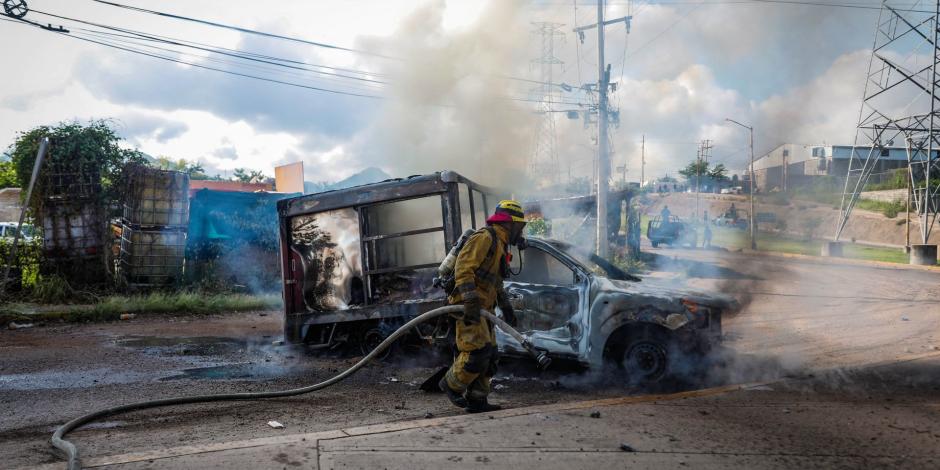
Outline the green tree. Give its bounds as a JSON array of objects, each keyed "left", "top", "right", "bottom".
[
  {"left": 9, "top": 120, "right": 147, "bottom": 216},
  {"left": 678, "top": 160, "right": 709, "bottom": 182},
  {"left": 0, "top": 160, "right": 18, "bottom": 188},
  {"left": 152, "top": 157, "right": 209, "bottom": 179},
  {"left": 233, "top": 167, "right": 266, "bottom": 183},
  {"left": 708, "top": 163, "right": 729, "bottom": 182}
]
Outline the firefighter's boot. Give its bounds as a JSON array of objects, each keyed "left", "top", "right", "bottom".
[
  {"left": 465, "top": 397, "right": 501, "bottom": 413},
  {"left": 439, "top": 377, "right": 468, "bottom": 408}
]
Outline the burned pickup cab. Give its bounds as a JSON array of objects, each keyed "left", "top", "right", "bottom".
[
  {"left": 498, "top": 239, "right": 731, "bottom": 383},
  {"left": 277, "top": 171, "right": 732, "bottom": 383}
]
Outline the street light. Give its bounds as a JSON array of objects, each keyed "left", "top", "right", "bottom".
[{"left": 725, "top": 118, "right": 757, "bottom": 250}]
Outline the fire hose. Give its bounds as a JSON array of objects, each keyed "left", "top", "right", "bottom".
[{"left": 51, "top": 305, "right": 551, "bottom": 470}]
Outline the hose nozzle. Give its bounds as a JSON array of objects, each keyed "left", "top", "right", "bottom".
[
  {"left": 534, "top": 351, "right": 552, "bottom": 370},
  {"left": 522, "top": 339, "right": 552, "bottom": 370}
]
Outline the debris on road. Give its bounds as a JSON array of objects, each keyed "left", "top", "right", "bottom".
[
  {"left": 620, "top": 443, "right": 635, "bottom": 452},
  {"left": 267, "top": 420, "right": 285, "bottom": 429},
  {"left": 272, "top": 340, "right": 284, "bottom": 346},
  {"left": 901, "top": 316, "right": 910, "bottom": 321},
  {"left": 119, "top": 313, "right": 136, "bottom": 320},
  {"left": 8, "top": 322, "right": 33, "bottom": 330},
  {"left": 590, "top": 411, "right": 601, "bottom": 418}
]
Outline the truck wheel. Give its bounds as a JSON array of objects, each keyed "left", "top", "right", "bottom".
[
  {"left": 651, "top": 241, "right": 659, "bottom": 248},
  {"left": 621, "top": 334, "right": 671, "bottom": 386},
  {"left": 360, "top": 327, "right": 396, "bottom": 360}
]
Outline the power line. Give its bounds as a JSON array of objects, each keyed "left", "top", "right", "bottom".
[
  {"left": 72, "top": 29, "right": 387, "bottom": 94},
  {"left": 31, "top": 9, "right": 390, "bottom": 84},
  {"left": 87, "top": 0, "right": 580, "bottom": 90},
  {"left": 3, "top": 15, "right": 592, "bottom": 107},
  {"left": 90, "top": 0, "right": 399, "bottom": 60},
  {"left": 35, "top": 6, "right": 579, "bottom": 94}
]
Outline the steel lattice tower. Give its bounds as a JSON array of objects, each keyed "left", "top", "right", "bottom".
[
  {"left": 836, "top": 0, "right": 940, "bottom": 244},
  {"left": 529, "top": 22, "right": 565, "bottom": 187}
]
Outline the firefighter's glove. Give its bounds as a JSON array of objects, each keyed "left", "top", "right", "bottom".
[
  {"left": 462, "top": 299, "right": 482, "bottom": 325},
  {"left": 500, "top": 303, "right": 517, "bottom": 328}
]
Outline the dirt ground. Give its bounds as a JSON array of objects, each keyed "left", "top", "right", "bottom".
[
  {"left": 642, "top": 192, "right": 940, "bottom": 246},
  {"left": 2, "top": 249, "right": 940, "bottom": 469}
]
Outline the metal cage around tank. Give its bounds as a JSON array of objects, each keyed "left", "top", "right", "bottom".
[{"left": 118, "top": 225, "right": 187, "bottom": 287}]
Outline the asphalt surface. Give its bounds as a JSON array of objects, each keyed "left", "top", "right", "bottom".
[{"left": 3, "top": 247, "right": 940, "bottom": 469}]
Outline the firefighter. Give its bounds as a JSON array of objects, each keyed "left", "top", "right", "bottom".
[{"left": 440, "top": 200, "right": 526, "bottom": 413}]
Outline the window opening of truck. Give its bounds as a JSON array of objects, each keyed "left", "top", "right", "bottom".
[
  {"left": 472, "top": 190, "right": 486, "bottom": 229},
  {"left": 458, "top": 183, "right": 473, "bottom": 230},
  {"left": 511, "top": 247, "right": 575, "bottom": 286},
  {"left": 360, "top": 195, "right": 448, "bottom": 302}
]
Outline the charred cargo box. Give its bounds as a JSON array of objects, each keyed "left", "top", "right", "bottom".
[
  {"left": 277, "top": 171, "right": 504, "bottom": 354},
  {"left": 278, "top": 172, "right": 733, "bottom": 383}
]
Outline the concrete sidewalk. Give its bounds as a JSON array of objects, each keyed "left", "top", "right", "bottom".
[{"left": 38, "top": 355, "right": 940, "bottom": 470}]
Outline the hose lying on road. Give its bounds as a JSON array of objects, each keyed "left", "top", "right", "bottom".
[{"left": 51, "top": 306, "right": 550, "bottom": 470}]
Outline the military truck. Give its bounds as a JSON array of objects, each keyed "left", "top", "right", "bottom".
[{"left": 647, "top": 215, "right": 697, "bottom": 248}]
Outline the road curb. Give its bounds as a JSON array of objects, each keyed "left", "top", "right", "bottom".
[
  {"left": 32, "top": 381, "right": 765, "bottom": 470},
  {"left": 736, "top": 248, "right": 940, "bottom": 273}
]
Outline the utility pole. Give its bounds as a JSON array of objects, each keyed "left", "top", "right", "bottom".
[
  {"left": 695, "top": 139, "right": 712, "bottom": 222},
  {"left": 641, "top": 134, "right": 645, "bottom": 187},
  {"left": 595, "top": 1, "right": 610, "bottom": 258},
  {"left": 748, "top": 127, "right": 756, "bottom": 250},
  {"left": 573, "top": 0, "right": 630, "bottom": 258},
  {"left": 726, "top": 118, "right": 756, "bottom": 250}
]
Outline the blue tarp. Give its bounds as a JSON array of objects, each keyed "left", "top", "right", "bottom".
[{"left": 187, "top": 189, "right": 298, "bottom": 251}]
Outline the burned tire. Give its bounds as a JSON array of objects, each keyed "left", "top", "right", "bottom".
[
  {"left": 360, "top": 327, "right": 396, "bottom": 360},
  {"left": 606, "top": 328, "right": 676, "bottom": 387},
  {"left": 623, "top": 338, "right": 669, "bottom": 385}
]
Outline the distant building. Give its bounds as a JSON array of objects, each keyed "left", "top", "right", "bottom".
[
  {"left": 643, "top": 176, "right": 687, "bottom": 193},
  {"left": 0, "top": 188, "right": 22, "bottom": 221},
  {"left": 752, "top": 144, "right": 934, "bottom": 191},
  {"left": 188, "top": 180, "right": 273, "bottom": 198}
]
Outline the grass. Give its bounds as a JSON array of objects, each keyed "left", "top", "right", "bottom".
[
  {"left": 638, "top": 214, "right": 907, "bottom": 264},
  {"left": 1, "top": 292, "right": 282, "bottom": 325},
  {"left": 707, "top": 226, "right": 908, "bottom": 264}
]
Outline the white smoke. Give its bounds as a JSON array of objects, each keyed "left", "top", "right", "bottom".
[{"left": 354, "top": 0, "right": 538, "bottom": 190}]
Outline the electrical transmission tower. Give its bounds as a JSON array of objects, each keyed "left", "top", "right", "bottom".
[
  {"left": 529, "top": 22, "right": 565, "bottom": 187},
  {"left": 836, "top": 0, "right": 940, "bottom": 248}
]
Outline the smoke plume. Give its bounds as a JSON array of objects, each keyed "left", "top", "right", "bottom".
[{"left": 355, "top": 0, "right": 537, "bottom": 190}]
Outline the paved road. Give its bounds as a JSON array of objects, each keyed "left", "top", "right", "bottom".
[
  {"left": 38, "top": 355, "right": 940, "bottom": 469},
  {"left": 3, "top": 250, "right": 939, "bottom": 469}
]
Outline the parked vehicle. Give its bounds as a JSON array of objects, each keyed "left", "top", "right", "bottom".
[
  {"left": 0, "top": 222, "right": 36, "bottom": 242},
  {"left": 713, "top": 209, "right": 749, "bottom": 229},
  {"left": 277, "top": 171, "right": 734, "bottom": 384},
  {"left": 646, "top": 215, "right": 697, "bottom": 248}
]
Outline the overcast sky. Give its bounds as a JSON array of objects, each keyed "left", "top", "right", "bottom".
[{"left": 0, "top": 0, "right": 892, "bottom": 187}]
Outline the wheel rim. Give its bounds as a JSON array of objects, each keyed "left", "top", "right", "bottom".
[{"left": 625, "top": 341, "right": 667, "bottom": 382}]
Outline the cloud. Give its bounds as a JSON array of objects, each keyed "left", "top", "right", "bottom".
[
  {"left": 74, "top": 32, "right": 372, "bottom": 140},
  {"left": 113, "top": 112, "right": 189, "bottom": 144},
  {"left": 213, "top": 145, "right": 238, "bottom": 160},
  {"left": 351, "top": 0, "right": 538, "bottom": 189}
]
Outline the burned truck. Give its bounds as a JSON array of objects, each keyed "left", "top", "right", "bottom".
[{"left": 277, "top": 171, "right": 734, "bottom": 383}]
